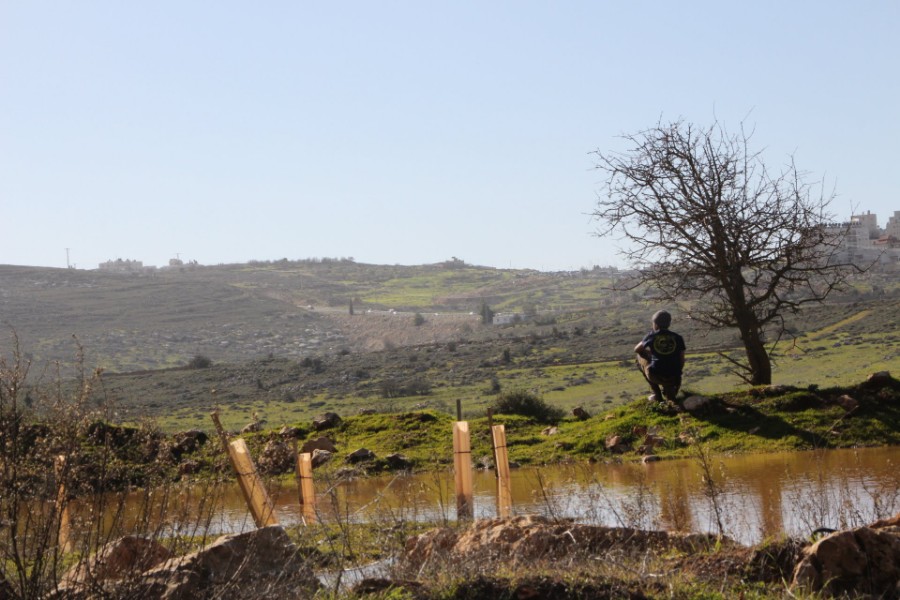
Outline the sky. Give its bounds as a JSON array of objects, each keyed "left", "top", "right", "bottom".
[{"left": 1, "top": 2, "right": 898, "bottom": 272}]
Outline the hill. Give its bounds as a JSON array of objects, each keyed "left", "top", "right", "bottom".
[{"left": 1, "top": 260, "right": 898, "bottom": 431}]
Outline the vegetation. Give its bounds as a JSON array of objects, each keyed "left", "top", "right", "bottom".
[{"left": 593, "top": 119, "right": 862, "bottom": 385}]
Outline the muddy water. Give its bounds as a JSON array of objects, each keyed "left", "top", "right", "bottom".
[{"left": 72, "top": 446, "right": 900, "bottom": 546}]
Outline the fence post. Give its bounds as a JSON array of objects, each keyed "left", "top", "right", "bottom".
[
  {"left": 55, "top": 455, "right": 72, "bottom": 552},
  {"left": 296, "top": 451, "right": 316, "bottom": 524},
  {"left": 452, "top": 421, "right": 474, "bottom": 520},
  {"left": 210, "top": 411, "right": 279, "bottom": 528},
  {"left": 492, "top": 424, "right": 512, "bottom": 518}
]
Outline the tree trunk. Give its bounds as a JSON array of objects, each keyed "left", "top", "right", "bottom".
[{"left": 741, "top": 327, "right": 772, "bottom": 385}]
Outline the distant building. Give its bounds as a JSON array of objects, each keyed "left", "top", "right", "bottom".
[
  {"left": 98, "top": 258, "right": 155, "bottom": 273},
  {"left": 824, "top": 210, "right": 900, "bottom": 270}
]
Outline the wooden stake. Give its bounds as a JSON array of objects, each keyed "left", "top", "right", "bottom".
[
  {"left": 229, "top": 438, "right": 279, "bottom": 528},
  {"left": 452, "top": 421, "right": 474, "bottom": 520},
  {"left": 210, "top": 411, "right": 278, "bottom": 528},
  {"left": 492, "top": 424, "right": 512, "bottom": 518},
  {"left": 55, "top": 455, "right": 72, "bottom": 552},
  {"left": 296, "top": 451, "right": 316, "bottom": 524}
]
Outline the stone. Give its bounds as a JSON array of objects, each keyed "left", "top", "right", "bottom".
[
  {"left": 791, "top": 524, "right": 900, "bottom": 597},
  {"left": 641, "top": 455, "right": 660, "bottom": 464},
  {"left": 171, "top": 430, "right": 208, "bottom": 459},
  {"left": 136, "top": 526, "right": 320, "bottom": 599},
  {"left": 346, "top": 448, "right": 375, "bottom": 463},
  {"left": 572, "top": 406, "right": 590, "bottom": 420},
  {"left": 631, "top": 425, "right": 648, "bottom": 437},
  {"left": 278, "top": 425, "right": 304, "bottom": 439},
  {"left": 258, "top": 440, "right": 294, "bottom": 475},
  {"left": 401, "top": 515, "right": 730, "bottom": 574},
  {"left": 836, "top": 394, "right": 859, "bottom": 412},
  {"left": 682, "top": 395, "right": 709, "bottom": 412},
  {"left": 541, "top": 426, "right": 559, "bottom": 436},
  {"left": 604, "top": 435, "right": 622, "bottom": 451},
  {"left": 300, "top": 436, "right": 337, "bottom": 454},
  {"left": 240, "top": 421, "right": 262, "bottom": 434},
  {"left": 312, "top": 412, "right": 342, "bottom": 431},
  {"left": 63, "top": 536, "right": 173, "bottom": 586},
  {"left": 385, "top": 453, "right": 413, "bottom": 470},
  {"left": 311, "top": 449, "right": 333, "bottom": 468},
  {"left": 867, "top": 371, "right": 893, "bottom": 386}
]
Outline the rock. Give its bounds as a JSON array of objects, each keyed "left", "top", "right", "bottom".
[
  {"left": 836, "top": 394, "right": 859, "bottom": 412},
  {"left": 541, "top": 426, "right": 559, "bottom": 436},
  {"left": 631, "top": 425, "right": 648, "bottom": 438},
  {"left": 300, "top": 436, "right": 337, "bottom": 454},
  {"left": 791, "top": 524, "right": 900, "bottom": 597},
  {"left": 312, "top": 412, "right": 342, "bottom": 431},
  {"left": 604, "top": 435, "right": 623, "bottom": 451},
  {"left": 311, "top": 449, "right": 333, "bottom": 468},
  {"left": 177, "top": 460, "right": 201, "bottom": 476},
  {"left": 240, "top": 421, "right": 262, "bottom": 434},
  {"left": 385, "top": 453, "right": 413, "bottom": 470},
  {"left": 641, "top": 455, "right": 660, "bottom": 464},
  {"left": 475, "top": 455, "right": 495, "bottom": 470},
  {"left": 358, "top": 408, "right": 377, "bottom": 415},
  {"left": 278, "top": 425, "right": 304, "bottom": 439},
  {"left": 572, "top": 406, "right": 590, "bottom": 420},
  {"left": 346, "top": 448, "right": 375, "bottom": 463},
  {"left": 603, "top": 414, "right": 615, "bottom": 421},
  {"left": 258, "top": 440, "right": 294, "bottom": 475},
  {"left": 866, "top": 371, "right": 893, "bottom": 386},
  {"left": 682, "top": 395, "right": 709, "bottom": 412},
  {"left": 171, "top": 430, "right": 208, "bottom": 459},
  {"left": 748, "top": 426, "right": 761, "bottom": 435},
  {"left": 62, "top": 536, "right": 173, "bottom": 586},
  {"left": 401, "top": 515, "right": 731, "bottom": 574},
  {"left": 136, "top": 526, "right": 320, "bottom": 599}
]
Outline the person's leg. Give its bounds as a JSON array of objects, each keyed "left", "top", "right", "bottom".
[
  {"left": 662, "top": 375, "right": 681, "bottom": 402},
  {"left": 636, "top": 356, "right": 663, "bottom": 401}
]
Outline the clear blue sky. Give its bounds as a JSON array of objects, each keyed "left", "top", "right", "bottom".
[{"left": 1, "top": 2, "right": 897, "bottom": 271}]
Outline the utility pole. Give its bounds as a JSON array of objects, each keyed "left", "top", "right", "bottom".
[{"left": 65, "top": 248, "right": 71, "bottom": 268}]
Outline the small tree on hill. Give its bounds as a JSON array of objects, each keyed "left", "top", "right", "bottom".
[{"left": 592, "top": 119, "right": 861, "bottom": 385}]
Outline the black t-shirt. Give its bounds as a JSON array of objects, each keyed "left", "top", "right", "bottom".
[{"left": 640, "top": 329, "right": 686, "bottom": 377}]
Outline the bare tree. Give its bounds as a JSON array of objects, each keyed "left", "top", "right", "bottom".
[{"left": 592, "top": 119, "right": 860, "bottom": 385}]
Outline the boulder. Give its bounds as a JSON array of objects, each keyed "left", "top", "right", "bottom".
[
  {"left": 278, "top": 425, "right": 304, "bottom": 439},
  {"left": 135, "top": 526, "right": 319, "bottom": 599},
  {"left": 385, "top": 453, "right": 413, "bottom": 470},
  {"left": 401, "top": 515, "right": 730, "bottom": 574},
  {"left": 63, "top": 536, "right": 172, "bottom": 586},
  {"left": 312, "top": 412, "right": 342, "bottom": 431},
  {"left": 240, "top": 421, "right": 262, "bottom": 435},
  {"left": 791, "top": 521, "right": 900, "bottom": 597},
  {"left": 682, "top": 395, "right": 709, "bottom": 412},
  {"left": 300, "top": 436, "right": 336, "bottom": 454},
  {"left": 171, "top": 430, "right": 208, "bottom": 458},
  {"left": 346, "top": 448, "right": 375, "bottom": 464},
  {"left": 258, "top": 440, "right": 294, "bottom": 475},
  {"left": 866, "top": 371, "right": 893, "bottom": 386},
  {"left": 836, "top": 394, "right": 859, "bottom": 412},
  {"left": 311, "top": 449, "right": 334, "bottom": 468},
  {"left": 572, "top": 406, "right": 590, "bottom": 420}
]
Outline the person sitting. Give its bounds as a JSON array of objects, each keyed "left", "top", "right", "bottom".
[{"left": 634, "top": 310, "right": 686, "bottom": 403}]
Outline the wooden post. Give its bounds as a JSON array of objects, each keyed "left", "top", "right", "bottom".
[
  {"left": 492, "top": 424, "right": 513, "bottom": 518},
  {"left": 210, "top": 411, "right": 279, "bottom": 528},
  {"left": 55, "top": 455, "right": 72, "bottom": 552},
  {"left": 452, "top": 421, "right": 474, "bottom": 520},
  {"left": 487, "top": 408, "right": 497, "bottom": 475},
  {"left": 456, "top": 398, "right": 462, "bottom": 422},
  {"left": 296, "top": 451, "right": 316, "bottom": 524}
]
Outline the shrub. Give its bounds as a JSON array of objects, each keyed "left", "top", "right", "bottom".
[
  {"left": 491, "top": 390, "right": 564, "bottom": 424},
  {"left": 187, "top": 354, "right": 213, "bottom": 369}
]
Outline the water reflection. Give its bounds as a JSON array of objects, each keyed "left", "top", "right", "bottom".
[{"left": 67, "top": 446, "right": 900, "bottom": 546}]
